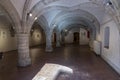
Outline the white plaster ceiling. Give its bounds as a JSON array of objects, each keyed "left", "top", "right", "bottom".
[
  {"left": 30, "top": 0, "right": 105, "bottom": 31},
  {"left": 42, "top": 9, "right": 62, "bottom": 26},
  {"left": 0, "top": 6, "right": 12, "bottom": 28},
  {"left": 2, "top": 0, "right": 120, "bottom": 33},
  {"left": 0, "top": 16, "right": 11, "bottom": 28},
  {"left": 8, "top": 0, "right": 119, "bottom": 21},
  {"left": 10, "top": 0, "right": 26, "bottom": 19}
]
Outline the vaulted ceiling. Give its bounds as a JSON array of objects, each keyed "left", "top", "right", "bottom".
[{"left": 0, "top": 0, "right": 120, "bottom": 34}]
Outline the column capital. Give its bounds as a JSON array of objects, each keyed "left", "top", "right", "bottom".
[
  {"left": 16, "top": 32, "right": 29, "bottom": 35},
  {"left": 16, "top": 32, "right": 30, "bottom": 38}
]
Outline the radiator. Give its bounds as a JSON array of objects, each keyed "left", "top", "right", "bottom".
[{"left": 93, "top": 41, "right": 101, "bottom": 55}]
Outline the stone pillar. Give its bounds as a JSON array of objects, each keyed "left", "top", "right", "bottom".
[
  {"left": 89, "top": 31, "right": 95, "bottom": 50},
  {"left": 56, "top": 32, "right": 61, "bottom": 47},
  {"left": 45, "top": 30, "right": 53, "bottom": 52},
  {"left": 61, "top": 32, "right": 65, "bottom": 45},
  {"left": 17, "top": 33, "right": 31, "bottom": 67}
]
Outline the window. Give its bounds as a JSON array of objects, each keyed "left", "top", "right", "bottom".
[{"left": 104, "top": 27, "right": 110, "bottom": 49}]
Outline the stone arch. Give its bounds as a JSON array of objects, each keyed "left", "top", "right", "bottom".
[
  {"left": 22, "top": 0, "right": 32, "bottom": 31},
  {"left": 30, "top": 22, "right": 46, "bottom": 46},
  {"left": 26, "top": 0, "right": 120, "bottom": 35},
  {"left": 35, "top": 15, "right": 49, "bottom": 32},
  {"left": 58, "top": 20, "right": 95, "bottom": 44},
  {"left": 27, "top": 5, "right": 69, "bottom": 33},
  {"left": 50, "top": 9, "right": 99, "bottom": 32},
  {"left": 58, "top": 20, "right": 93, "bottom": 38},
  {"left": 26, "top": 0, "right": 103, "bottom": 32},
  {"left": 60, "top": 23, "right": 91, "bottom": 35},
  {"left": 59, "top": 24, "right": 90, "bottom": 45},
  {"left": 63, "top": 24, "right": 89, "bottom": 33},
  {"left": 29, "top": 0, "right": 91, "bottom": 16},
  {"left": 0, "top": 0, "right": 21, "bottom": 32},
  {"left": 53, "top": 17, "right": 95, "bottom": 47},
  {"left": 49, "top": 9, "right": 99, "bottom": 48}
]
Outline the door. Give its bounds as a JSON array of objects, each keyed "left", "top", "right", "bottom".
[{"left": 74, "top": 32, "right": 79, "bottom": 44}]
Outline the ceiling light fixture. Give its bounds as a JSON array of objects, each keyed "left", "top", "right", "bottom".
[
  {"left": 65, "top": 29, "right": 67, "bottom": 32},
  {"left": 53, "top": 24, "right": 57, "bottom": 27},
  {"left": 106, "top": 1, "right": 112, "bottom": 6},
  {"left": 35, "top": 17, "right": 38, "bottom": 20},
  {"left": 29, "top": 13, "right": 32, "bottom": 17}
]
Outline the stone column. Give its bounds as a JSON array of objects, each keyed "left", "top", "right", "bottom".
[
  {"left": 61, "top": 32, "right": 65, "bottom": 45},
  {"left": 45, "top": 29, "right": 53, "bottom": 52},
  {"left": 17, "top": 33, "right": 31, "bottom": 67},
  {"left": 56, "top": 32, "right": 61, "bottom": 47},
  {"left": 89, "top": 31, "right": 95, "bottom": 50}
]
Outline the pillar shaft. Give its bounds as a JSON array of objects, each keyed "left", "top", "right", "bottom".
[
  {"left": 17, "top": 33, "right": 31, "bottom": 67},
  {"left": 56, "top": 32, "right": 61, "bottom": 47},
  {"left": 45, "top": 30, "right": 53, "bottom": 52}
]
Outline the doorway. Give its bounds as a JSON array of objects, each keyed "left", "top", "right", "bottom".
[{"left": 73, "top": 32, "right": 79, "bottom": 44}]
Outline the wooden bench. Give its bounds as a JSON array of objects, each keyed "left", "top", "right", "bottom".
[{"left": 32, "top": 63, "right": 73, "bottom": 80}]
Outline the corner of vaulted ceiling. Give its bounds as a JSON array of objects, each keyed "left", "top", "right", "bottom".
[{"left": 10, "top": 0, "right": 26, "bottom": 19}]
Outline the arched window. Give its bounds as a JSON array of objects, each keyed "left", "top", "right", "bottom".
[{"left": 104, "top": 27, "right": 110, "bottom": 49}]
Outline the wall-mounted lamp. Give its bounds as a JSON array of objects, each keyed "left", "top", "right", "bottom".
[
  {"left": 29, "top": 13, "right": 33, "bottom": 17},
  {"left": 27, "top": 13, "right": 33, "bottom": 20},
  {"left": 29, "top": 13, "right": 32, "bottom": 17},
  {"left": 35, "top": 17, "right": 38, "bottom": 20},
  {"left": 65, "top": 29, "right": 67, "bottom": 32},
  {"left": 53, "top": 24, "right": 57, "bottom": 27},
  {"left": 106, "top": 1, "right": 112, "bottom": 6}
]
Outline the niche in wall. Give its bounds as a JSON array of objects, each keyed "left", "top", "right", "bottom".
[{"left": 104, "top": 27, "right": 110, "bottom": 49}]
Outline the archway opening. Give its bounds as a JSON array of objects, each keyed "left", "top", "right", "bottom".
[
  {"left": 73, "top": 32, "right": 79, "bottom": 44},
  {"left": 61, "top": 27, "right": 90, "bottom": 46},
  {"left": 30, "top": 22, "right": 46, "bottom": 48},
  {"left": 0, "top": 6, "right": 16, "bottom": 52}
]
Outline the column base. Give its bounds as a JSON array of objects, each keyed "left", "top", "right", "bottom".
[
  {"left": 45, "top": 46, "right": 53, "bottom": 52},
  {"left": 18, "top": 57, "right": 31, "bottom": 67},
  {"left": 56, "top": 42, "right": 61, "bottom": 47}
]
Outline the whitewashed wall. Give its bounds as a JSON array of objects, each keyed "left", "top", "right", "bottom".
[
  {"left": 100, "top": 19, "right": 120, "bottom": 74},
  {"left": 0, "top": 22, "right": 45, "bottom": 52},
  {"left": 65, "top": 31, "right": 74, "bottom": 43},
  {"left": 0, "top": 18, "right": 17, "bottom": 52},
  {"left": 79, "top": 28, "right": 89, "bottom": 45},
  {"left": 0, "top": 28, "right": 17, "bottom": 52},
  {"left": 29, "top": 29, "right": 45, "bottom": 46},
  {"left": 64, "top": 28, "right": 89, "bottom": 44}
]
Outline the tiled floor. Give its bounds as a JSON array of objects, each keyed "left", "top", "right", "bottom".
[{"left": 0, "top": 44, "right": 120, "bottom": 80}]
